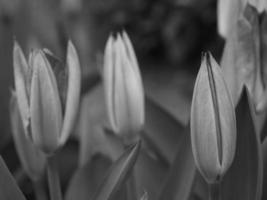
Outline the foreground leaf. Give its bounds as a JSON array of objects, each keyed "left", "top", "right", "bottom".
[
  {"left": 157, "top": 125, "right": 196, "bottom": 200},
  {"left": 221, "top": 88, "right": 263, "bottom": 200},
  {"left": 0, "top": 156, "right": 26, "bottom": 200},
  {"left": 92, "top": 141, "right": 141, "bottom": 200}
]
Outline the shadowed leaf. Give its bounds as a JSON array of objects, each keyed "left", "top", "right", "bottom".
[
  {"left": 0, "top": 156, "right": 26, "bottom": 200},
  {"left": 221, "top": 88, "right": 263, "bottom": 200}
]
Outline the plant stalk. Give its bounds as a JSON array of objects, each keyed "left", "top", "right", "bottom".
[
  {"left": 123, "top": 138, "right": 138, "bottom": 200},
  {"left": 126, "top": 171, "right": 138, "bottom": 200},
  {"left": 33, "top": 178, "right": 47, "bottom": 200},
  {"left": 47, "top": 155, "right": 62, "bottom": 200},
  {"left": 209, "top": 182, "right": 221, "bottom": 200}
]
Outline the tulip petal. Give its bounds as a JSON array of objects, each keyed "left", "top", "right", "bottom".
[
  {"left": 207, "top": 54, "right": 236, "bottom": 173},
  {"left": 121, "top": 31, "right": 141, "bottom": 83},
  {"left": 30, "top": 51, "right": 62, "bottom": 154},
  {"left": 113, "top": 36, "right": 126, "bottom": 134},
  {"left": 121, "top": 31, "right": 144, "bottom": 108},
  {"left": 13, "top": 41, "right": 30, "bottom": 134},
  {"left": 10, "top": 92, "right": 46, "bottom": 181},
  {"left": 116, "top": 36, "right": 145, "bottom": 134},
  {"left": 217, "top": 0, "right": 245, "bottom": 38},
  {"left": 59, "top": 41, "right": 81, "bottom": 145},
  {"left": 43, "top": 48, "right": 68, "bottom": 109},
  {"left": 103, "top": 35, "right": 118, "bottom": 132}
]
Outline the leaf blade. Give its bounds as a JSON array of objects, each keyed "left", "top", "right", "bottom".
[
  {"left": 92, "top": 141, "right": 141, "bottom": 200},
  {"left": 221, "top": 88, "right": 263, "bottom": 200},
  {"left": 0, "top": 156, "right": 26, "bottom": 200}
]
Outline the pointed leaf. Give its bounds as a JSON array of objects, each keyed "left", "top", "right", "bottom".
[
  {"left": 92, "top": 141, "right": 141, "bottom": 200},
  {"left": 0, "top": 156, "right": 26, "bottom": 200},
  {"left": 221, "top": 88, "right": 263, "bottom": 200}
]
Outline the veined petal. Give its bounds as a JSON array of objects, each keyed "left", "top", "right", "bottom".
[
  {"left": 59, "top": 41, "right": 81, "bottom": 145},
  {"left": 30, "top": 51, "right": 63, "bottom": 154},
  {"left": 13, "top": 41, "right": 30, "bottom": 134}
]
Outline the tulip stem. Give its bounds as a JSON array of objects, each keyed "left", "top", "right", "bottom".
[
  {"left": 126, "top": 171, "right": 137, "bottom": 200},
  {"left": 209, "top": 182, "right": 221, "bottom": 200},
  {"left": 124, "top": 141, "right": 138, "bottom": 200},
  {"left": 47, "top": 156, "right": 62, "bottom": 200},
  {"left": 33, "top": 179, "right": 47, "bottom": 200}
]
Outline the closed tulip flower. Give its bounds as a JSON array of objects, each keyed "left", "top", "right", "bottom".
[
  {"left": 13, "top": 40, "right": 81, "bottom": 154},
  {"left": 190, "top": 52, "right": 236, "bottom": 184},
  {"left": 103, "top": 31, "right": 145, "bottom": 141}
]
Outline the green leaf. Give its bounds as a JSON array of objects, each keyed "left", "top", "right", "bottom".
[
  {"left": 92, "top": 141, "right": 141, "bottom": 200},
  {"left": 143, "top": 97, "right": 185, "bottom": 165},
  {"left": 0, "top": 156, "right": 26, "bottom": 200},
  {"left": 221, "top": 88, "right": 263, "bottom": 200},
  {"left": 156, "top": 125, "right": 196, "bottom": 200}
]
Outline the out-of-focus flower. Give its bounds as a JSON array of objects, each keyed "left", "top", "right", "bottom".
[
  {"left": 220, "top": 4, "right": 267, "bottom": 137},
  {"left": 13, "top": 40, "right": 81, "bottom": 154},
  {"left": 190, "top": 52, "right": 236, "bottom": 183},
  {"left": 217, "top": 0, "right": 246, "bottom": 38},
  {"left": 217, "top": 0, "right": 266, "bottom": 38},
  {"left": 103, "top": 31, "right": 145, "bottom": 141},
  {"left": 10, "top": 92, "right": 46, "bottom": 181},
  {"left": 60, "top": 0, "right": 82, "bottom": 16}
]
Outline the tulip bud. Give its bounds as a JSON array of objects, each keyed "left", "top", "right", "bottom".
[
  {"left": 13, "top": 41, "right": 81, "bottom": 154},
  {"left": 103, "top": 31, "right": 145, "bottom": 141},
  {"left": 190, "top": 52, "right": 236, "bottom": 183},
  {"left": 10, "top": 92, "right": 46, "bottom": 181}
]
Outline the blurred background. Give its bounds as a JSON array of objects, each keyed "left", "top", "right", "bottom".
[{"left": 0, "top": 0, "right": 224, "bottom": 198}]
